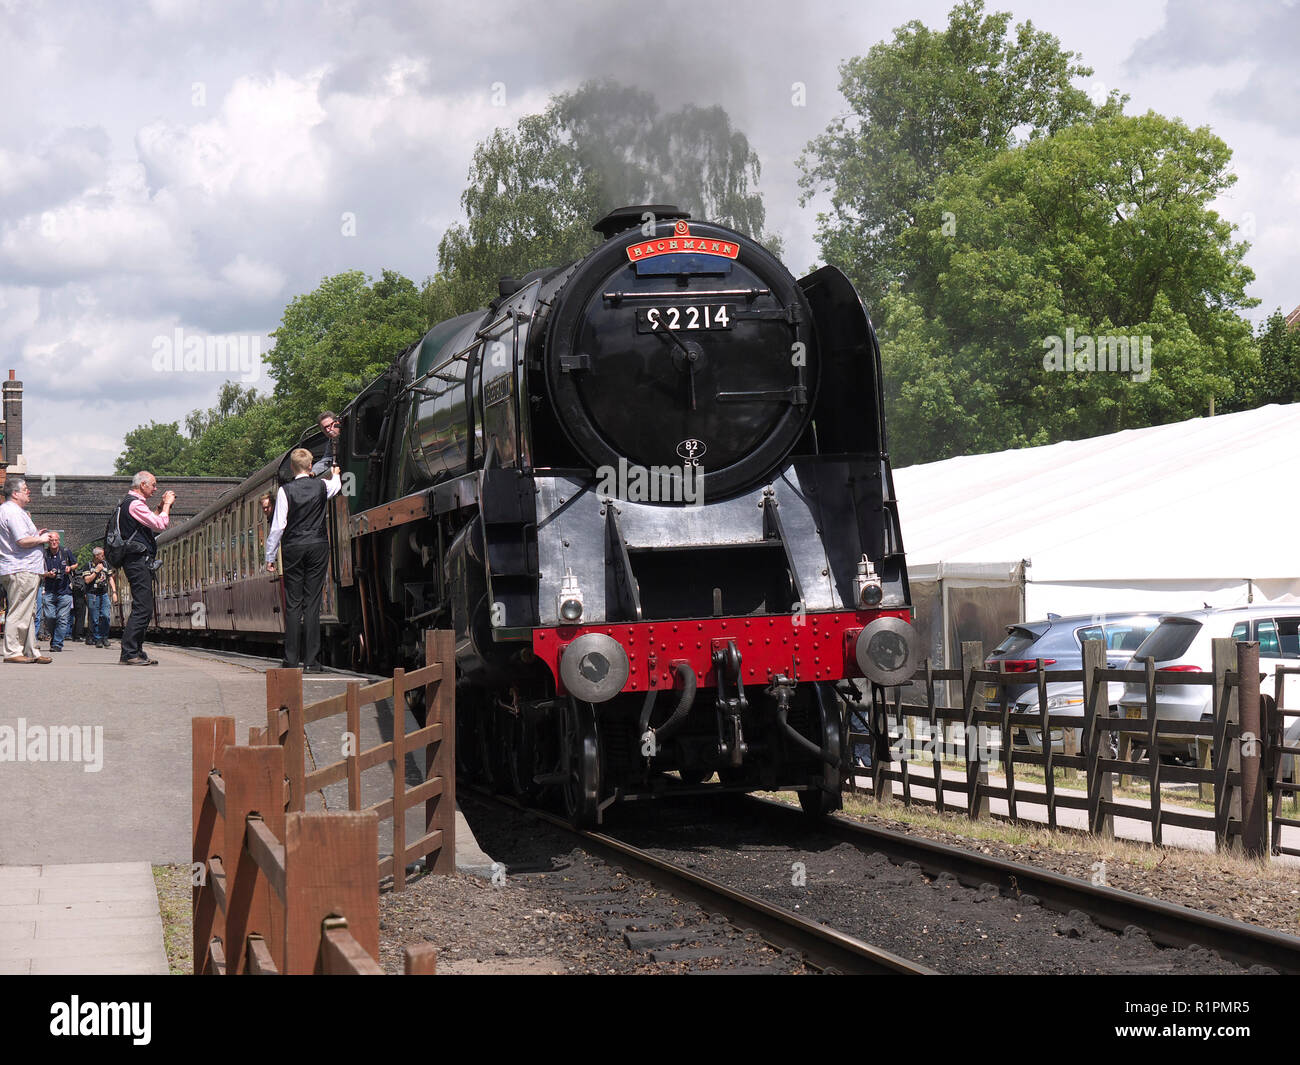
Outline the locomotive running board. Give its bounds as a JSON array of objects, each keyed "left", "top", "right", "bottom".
[{"left": 348, "top": 472, "right": 479, "bottom": 537}]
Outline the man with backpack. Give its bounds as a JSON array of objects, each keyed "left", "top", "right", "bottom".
[{"left": 107, "top": 471, "right": 174, "bottom": 665}]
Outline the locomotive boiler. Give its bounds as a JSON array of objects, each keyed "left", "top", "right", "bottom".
[{"left": 149, "top": 205, "right": 914, "bottom": 826}]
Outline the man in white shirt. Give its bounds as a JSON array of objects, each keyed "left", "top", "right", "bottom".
[
  {"left": 0, "top": 477, "right": 53, "bottom": 663},
  {"left": 266, "top": 448, "right": 341, "bottom": 671}
]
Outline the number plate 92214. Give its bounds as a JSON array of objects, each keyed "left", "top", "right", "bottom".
[{"left": 636, "top": 304, "right": 734, "bottom": 333}]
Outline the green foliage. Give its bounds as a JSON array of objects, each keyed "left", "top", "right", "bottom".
[
  {"left": 801, "top": 0, "right": 1106, "bottom": 299},
  {"left": 184, "top": 399, "right": 283, "bottom": 476},
  {"left": 184, "top": 381, "right": 261, "bottom": 440},
  {"left": 435, "top": 80, "right": 776, "bottom": 314},
  {"left": 881, "top": 112, "right": 1256, "bottom": 464},
  {"left": 266, "top": 268, "right": 426, "bottom": 436},
  {"left": 114, "top": 421, "right": 193, "bottom": 476},
  {"left": 803, "top": 1, "right": 1261, "bottom": 464},
  {"left": 1243, "top": 310, "right": 1300, "bottom": 408}
]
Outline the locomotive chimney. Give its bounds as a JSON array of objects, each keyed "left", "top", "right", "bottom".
[
  {"left": 0, "top": 369, "right": 23, "bottom": 473},
  {"left": 593, "top": 204, "right": 690, "bottom": 239}
]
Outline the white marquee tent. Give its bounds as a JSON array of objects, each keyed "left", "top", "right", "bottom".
[{"left": 892, "top": 403, "right": 1300, "bottom": 665}]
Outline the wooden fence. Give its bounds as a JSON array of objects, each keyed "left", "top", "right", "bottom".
[
  {"left": 253, "top": 629, "right": 455, "bottom": 889},
  {"left": 191, "top": 721, "right": 438, "bottom": 974},
  {"left": 849, "top": 637, "right": 1274, "bottom": 857}
]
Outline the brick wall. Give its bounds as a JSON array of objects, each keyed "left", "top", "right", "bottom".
[{"left": 22, "top": 475, "right": 244, "bottom": 554}]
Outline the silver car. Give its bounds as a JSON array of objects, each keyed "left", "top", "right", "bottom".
[
  {"left": 1118, "top": 605, "right": 1300, "bottom": 775},
  {"left": 991, "top": 612, "right": 1163, "bottom": 755}
]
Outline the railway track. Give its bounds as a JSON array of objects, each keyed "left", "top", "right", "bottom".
[
  {"left": 743, "top": 795, "right": 1300, "bottom": 974},
  {"left": 465, "top": 788, "right": 934, "bottom": 974}
]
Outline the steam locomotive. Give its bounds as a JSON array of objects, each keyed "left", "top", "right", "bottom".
[{"left": 142, "top": 205, "right": 914, "bottom": 825}]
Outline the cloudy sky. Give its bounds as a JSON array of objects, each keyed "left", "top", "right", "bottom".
[{"left": 1, "top": 0, "right": 1295, "bottom": 475}]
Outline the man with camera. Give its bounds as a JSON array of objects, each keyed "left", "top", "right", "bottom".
[
  {"left": 82, "top": 545, "right": 118, "bottom": 648},
  {"left": 40, "top": 531, "right": 78, "bottom": 652},
  {"left": 113, "top": 471, "right": 174, "bottom": 665}
]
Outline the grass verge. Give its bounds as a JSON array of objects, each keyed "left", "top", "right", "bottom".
[{"left": 152, "top": 864, "right": 192, "bottom": 975}]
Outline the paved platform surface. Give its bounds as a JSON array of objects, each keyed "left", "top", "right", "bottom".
[
  {"left": 0, "top": 639, "right": 488, "bottom": 867},
  {"left": 0, "top": 638, "right": 495, "bottom": 973},
  {"left": 0, "top": 863, "right": 168, "bottom": 974}
]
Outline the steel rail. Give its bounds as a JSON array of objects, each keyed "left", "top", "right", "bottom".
[
  {"left": 746, "top": 795, "right": 1300, "bottom": 974},
  {"left": 467, "top": 790, "right": 934, "bottom": 975}
]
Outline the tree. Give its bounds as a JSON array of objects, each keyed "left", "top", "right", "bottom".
[
  {"left": 114, "top": 421, "right": 192, "bottom": 476},
  {"left": 881, "top": 112, "right": 1256, "bottom": 463},
  {"left": 265, "top": 268, "right": 426, "bottom": 439},
  {"left": 184, "top": 381, "right": 262, "bottom": 440},
  {"left": 1247, "top": 311, "right": 1300, "bottom": 407},
  {"left": 799, "top": 0, "right": 1106, "bottom": 298},
  {"left": 435, "top": 80, "right": 777, "bottom": 314},
  {"left": 185, "top": 399, "right": 283, "bottom": 476}
]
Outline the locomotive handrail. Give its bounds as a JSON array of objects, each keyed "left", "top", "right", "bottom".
[
  {"left": 601, "top": 286, "right": 771, "bottom": 302},
  {"left": 396, "top": 282, "right": 540, "bottom": 400}
]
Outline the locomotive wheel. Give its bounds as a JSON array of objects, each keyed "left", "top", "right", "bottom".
[
  {"left": 799, "top": 686, "right": 843, "bottom": 819},
  {"left": 560, "top": 697, "right": 601, "bottom": 828}
]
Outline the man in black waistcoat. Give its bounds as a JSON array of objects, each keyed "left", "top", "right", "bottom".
[
  {"left": 116, "top": 471, "right": 175, "bottom": 665},
  {"left": 265, "top": 447, "right": 341, "bottom": 671}
]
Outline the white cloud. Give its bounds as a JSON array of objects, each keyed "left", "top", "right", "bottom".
[
  {"left": 219, "top": 253, "right": 286, "bottom": 301},
  {"left": 137, "top": 71, "right": 332, "bottom": 203}
]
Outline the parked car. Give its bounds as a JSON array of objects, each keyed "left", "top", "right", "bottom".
[
  {"left": 1117, "top": 605, "right": 1300, "bottom": 776},
  {"left": 985, "top": 612, "right": 1165, "bottom": 754}
]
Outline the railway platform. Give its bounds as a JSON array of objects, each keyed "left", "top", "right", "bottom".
[{"left": 0, "top": 638, "right": 493, "bottom": 974}]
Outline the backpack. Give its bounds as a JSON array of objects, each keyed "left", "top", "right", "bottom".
[{"left": 104, "top": 497, "right": 147, "bottom": 567}]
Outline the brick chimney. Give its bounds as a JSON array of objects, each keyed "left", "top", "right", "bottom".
[{"left": 1, "top": 369, "right": 24, "bottom": 474}]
